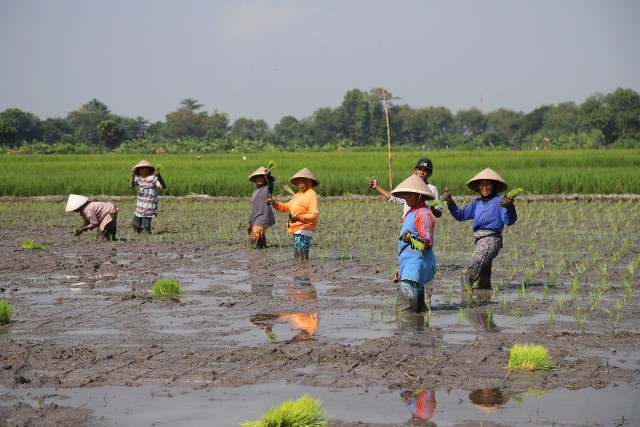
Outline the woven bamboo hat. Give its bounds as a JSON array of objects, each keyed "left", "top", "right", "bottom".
[
  {"left": 132, "top": 159, "right": 155, "bottom": 174},
  {"left": 467, "top": 168, "right": 508, "bottom": 193},
  {"left": 391, "top": 174, "right": 435, "bottom": 200},
  {"left": 249, "top": 166, "right": 269, "bottom": 182},
  {"left": 290, "top": 168, "right": 319, "bottom": 187},
  {"left": 65, "top": 194, "right": 89, "bottom": 212}
]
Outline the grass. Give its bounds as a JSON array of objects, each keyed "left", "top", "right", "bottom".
[
  {"left": 151, "top": 278, "right": 186, "bottom": 299},
  {"left": 0, "top": 300, "right": 14, "bottom": 325},
  {"left": 21, "top": 239, "right": 44, "bottom": 250},
  {"left": 507, "top": 343, "right": 552, "bottom": 371},
  {"left": 0, "top": 149, "right": 638, "bottom": 196},
  {"left": 240, "top": 394, "right": 328, "bottom": 427}
]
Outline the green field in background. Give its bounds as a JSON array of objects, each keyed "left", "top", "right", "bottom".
[{"left": 0, "top": 150, "right": 638, "bottom": 196}]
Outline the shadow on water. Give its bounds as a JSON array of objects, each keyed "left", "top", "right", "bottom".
[{"left": 1, "top": 382, "right": 636, "bottom": 426}]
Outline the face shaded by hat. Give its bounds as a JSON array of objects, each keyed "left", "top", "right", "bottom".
[
  {"left": 249, "top": 166, "right": 269, "bottom": 183},
  {"left": 289, "top": 168, "right": 319, "bottom": 187},
  {"left": 65, "top": 194, "right": 89, "bottom": 212},
  {"left": 391, "top": 174, "right": 435, "bottom": 200},
  {"left": 466, "top": 168, "right": 508, "bottom": 193},
  {"left": 414, "top": 157, "right": 433, "bottom": 171},
  {"left": 132, "top": 159, "right": 155, "bottom": 175}
]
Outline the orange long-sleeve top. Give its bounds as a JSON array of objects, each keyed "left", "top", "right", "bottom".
[{"left": 272, "top": 188, "right": 319, "bottom": 235}]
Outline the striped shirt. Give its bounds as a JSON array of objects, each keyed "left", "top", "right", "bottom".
[{"left": 131, "top": 175, "right": 163, "bottom": 217}]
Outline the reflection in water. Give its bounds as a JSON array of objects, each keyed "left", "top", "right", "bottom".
[
  {"left": 465, "top": 311, "right": 498, "bottom": 331},
  {"left": 288, "top": 276, "right": 317, "bottom": 301},
  {"left": 395, "top": 311, "right": 429, "bottom": 333},
  {"left": 250, "top": 312, "right": 319, "bottom": 342},
  {"left": 400, "top": 387, "right": 437, "bottom": 425},
  {"left": 468, "top": 387, "right": 507, "bottom": 414}
]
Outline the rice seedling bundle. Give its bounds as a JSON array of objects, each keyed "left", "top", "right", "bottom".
[
  {"left": 151, "top": 278, "right": 186, "bottom": 298},
  {"left": 21, "top": 239, "right": 44, "bottom": 250},
  {"left": 240, "top": 394, "right": 328, "bottom": 427},
  {"left": 0, "top": 300, "right": 13, "bottom": 325},
  {"left": 507, "top": 343, "right": 552, "bottom": 371}
]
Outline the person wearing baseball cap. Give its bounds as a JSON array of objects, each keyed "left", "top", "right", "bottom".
[
  {"left": 441, "top": 167, "right": 518, "bottom": 291},
  {"left": 368, "top": 157, "right": 442, "bottom": 218}
]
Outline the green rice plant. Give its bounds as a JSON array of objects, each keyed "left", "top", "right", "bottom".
[
  {"left": 542, "top": 283, "right": 549, "bottom": 300},
  {"left": 457, "top": 307, "right": 469, "bottom": 325},
  {"left": 240, "top": 394, "right": 328, "bottom": 427},
  {"left": 623, "top": 277, "right": 634, "bottom": 303},
  {"left": 502, "top": 294, "right": 508, "bottom": 308},
  {"left": 0, "top": 300, "right": 13, "bottom": 325},
  {"left": 574, "top": 306, "right": 586, "bottom": 325},
  {"left": 507, "top": 343, "right": 552, "bottom": 371},
  {"left": 506, "top": 187, "right": 525, "bottom": 198},
  {"left": 151, "top": 277, "right": 186, "bottom": 299},
  {"left": 548, "top": 306, "right": 556, "bottom": 323},
  {"left": 511, "top": 307, "right": 521, "bottom": 327},
  {"left": 485, "top": 306, "right": 494, "bottom": 325},
  {"left": 21, "top": 239, "right": 44, "bottom": 250}
]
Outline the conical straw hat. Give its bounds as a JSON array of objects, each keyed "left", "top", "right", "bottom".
[
  {"left": 249, "top": 166, "right": 268, "bottom": 182},
  {"left": 132, "top": 159, "right": 155, "bottom": 172},
  {"left": 290, "top": 168, "right": 319, "bottom": 187},
  {"left": 391, "top": 174, "right": 435, "bottom": 200},
  {"left": 65, "top": 194, "right": 89, "bottom": 212},
  {"left": 466, "top": 167, "right": 508, "bottom": 193}
]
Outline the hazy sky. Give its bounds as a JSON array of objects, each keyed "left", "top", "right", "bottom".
[{"left": 1, "top": 0, "right": 639, "bottom": 126}]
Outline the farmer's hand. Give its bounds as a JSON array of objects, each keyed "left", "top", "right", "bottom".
[
  {"left": 154, "top": 170, "right": 161, "bottom": 177},
  {"left": 266, "top": 197, "right": 273, "bottom": 206},
  {"left": 289, "top": 215, "right": 300, "bottom": 223},
  {"left": 367, "top": 176, "right": 378, "bottom": 189},
  {"left": 392, "top": 268, "right": 400, "bottom": 283},
  {"left": 399, "top": 230, "right": 413, "bottom": 243},
  {"left": 500, "top": 195, "right": 514, "bottom": 208},
  {"left": 74, "top": 228, "right": 84, "bottom": 236},
  {"left": 131, "top": 167, "right": 136, "bottom": 175},
  {"left": 247, "top": 226, "right": 252, "bottom": 235},
  {"left": 441, "top": 186, "right": 453, "bottom": 204}
]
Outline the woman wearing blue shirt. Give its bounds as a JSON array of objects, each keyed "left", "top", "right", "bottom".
[{"left": 442, "top": 168, "right": 517, "bottom": 291}]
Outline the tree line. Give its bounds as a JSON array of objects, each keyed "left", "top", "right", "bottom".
[{"left": 1, "top": 87, "right": 638, "bottom": 154}]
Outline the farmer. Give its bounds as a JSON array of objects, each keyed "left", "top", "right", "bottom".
[
  {"left": 247, "top": 166, "right": 275, "bottom": 248},
  {"left": 130, "top": 159, "right": 166, "bottom": 234},
  {"left": 65, "top": 194, "right": 118, "bottom": 241},
  {"left": 368, "top": 157, "right": 442, "bottom": 218},
  {"left": 441, "top": 167, "right": 517, "bottom": 291},
  {"left": 391, "top": 174, "right": 437, "bottom": 312},
  {"left": 267, "top": 168, "right": 319, "bottom": 261}
]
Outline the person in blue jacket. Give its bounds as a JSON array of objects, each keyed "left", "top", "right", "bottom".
[
  {"left": 391, "top": 174, "right": 437, "bottom": 312},
  {"left": 441, "top": 168, "right": 517, "bottom": 291}
]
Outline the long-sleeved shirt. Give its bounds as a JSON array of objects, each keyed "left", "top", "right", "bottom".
[
  {"left": 249, "top": 184, "right": 276, "bottom": 227},
  {"left": 79, "top": 202, "right": 117, "bottom": 231},
  {"left": 131, "top": 175, "right": 164, "bottom": 217},
  {"left": 398, "top": 203, "right": 436, "bottom": 284},
  {"left": 447, "top": 194, "right": 517, "bottom": 233},
  {"left": 272, "top": 188, "right": 319, "bottom": 235}
]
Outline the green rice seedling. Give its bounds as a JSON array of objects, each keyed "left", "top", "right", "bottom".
[
  {"left": 457, "top": 307, "right": 469, "bottom": 325},
  {"left": 240, "top": 394, "right": 328, "bottom": 427},
  {"left": 151, "top": 277, "right": 186, "bottom": 299},
  {"left": 525, "top": 388, "right": 549, "bottom": 398},
  {"left": 21, "top": 239, "right": 44, "bottom": 250},
  {"left": 0, "top": 300, "right": 13, "bottom": 325},
  {"left": 502, "top": 294, "right": 508, "bottom": 308},
  {"left": 507, "top": 343, "right": 551, "bottom": 371},
  {"left": 486, "top": 306, "right": 494, "bottom": 325},
  {"left": 506, "top": 187, "right": 525, "bottom": 198},
  {"left": 575, "top": 306, "right": 586, "bottom": 325},
  {"left": 528, "top": 294, "right": 537, "bottom": 309},
  {"left": 623, "top": 277, "right": 634, "bottom": 303},
  {"left": 548, "top": 306, "right": 556, "bottom": 323},
  {"left": 265, "top": 160, "right": 276, "bottom": 172},
  {"left": 542, "top": 283, "right": 549, "bottom": 300},
  {"left": 266, "top": 331, "right": 278, "bottom": 343},
  {"left": 511, "top": 307, "right": 521, "bottom": 327}
]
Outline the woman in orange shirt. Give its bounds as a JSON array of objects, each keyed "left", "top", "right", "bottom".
[{"left": 268, "top": 168, "right": 319, "bottom": 261}]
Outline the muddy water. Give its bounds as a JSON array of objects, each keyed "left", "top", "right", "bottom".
[{"left": 1, "top": 199, "right": 639, "bottom": 426}]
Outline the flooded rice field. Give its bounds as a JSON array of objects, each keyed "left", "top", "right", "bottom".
[{"left": 0, "top": 196, "right": 639, "bottom": 426}]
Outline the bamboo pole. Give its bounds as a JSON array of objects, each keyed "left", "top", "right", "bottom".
[{"left": 382, "top": 84, "right": 392, "bottom": 189}]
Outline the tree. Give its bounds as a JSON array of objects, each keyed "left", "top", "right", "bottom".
[
  {"left": 67, "top": 99, "right": 111, "bottom": 145},
  {"left": 454, "top": 108, "right": 487, "bottom": 137},
  {"left": 274, "top": 115, "right": 306, "bottom": 147},
  {"left": 164, "top": 100, "right": 229, "bottom": 139},
  {"left": 0, "top": 108, "right": 43, "bottom": 147},
  {"left": 229, "top": 117, "right": 269, "bottom": 141},
  {"left": 605, "top": 88, "right": 640, "bottom": 144},
  {"left": 98, "top": 120, "right": 125, "bottom": 149},
  {"left": 485, "top": 108, "right": 523, "bottom": 147}
]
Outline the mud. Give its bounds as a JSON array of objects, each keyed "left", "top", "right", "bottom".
[{"left": 0, "top": 197, "right": 639, "bottom": 426}]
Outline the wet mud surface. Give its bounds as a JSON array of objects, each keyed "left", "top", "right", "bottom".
[{"left": 1, "top": 197, "right": 639, "bottom": 426}]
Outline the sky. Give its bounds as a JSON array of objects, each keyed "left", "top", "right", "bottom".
[{"left": 1, "top": 0, "right": 639, "bottom": 126}]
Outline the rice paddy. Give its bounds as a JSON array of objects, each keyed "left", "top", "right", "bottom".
[{"left": 0, "top": 149, "right": 638, "bottom": 196}]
